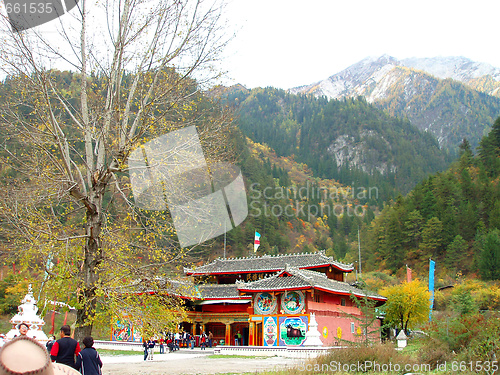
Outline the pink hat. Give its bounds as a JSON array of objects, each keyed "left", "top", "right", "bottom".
[{"left": 0, "top": 336, "right": 80, "bottom": 375}]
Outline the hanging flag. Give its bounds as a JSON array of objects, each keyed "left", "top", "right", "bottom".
[
  {"left": 429, "top": 259, "right": 436, "bottom": 321},
  {"left": 254, "top": 232, "right": 261, "bottom": 252},
  {"left": 49, "top": 298, "right": 56, "bottom": 335},
  {"left": 406, "top": 265, "right": 412, "bottom": 283},
  {"left": 49, "top": 310, "right": 55, "bottom": 335}
]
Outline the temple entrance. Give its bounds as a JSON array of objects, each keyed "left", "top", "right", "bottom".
[
  {"left": 255, "top": 322, "right": 262, "bottom": 346},
  {"left": 242, "top": 326, "right": 249, "bottom": 346},
  {"left": 205, "top": 322, "right": 226, "bottom": 346},
  {"left": 230, "top": 322, "right": 248, "bottom": 346}
]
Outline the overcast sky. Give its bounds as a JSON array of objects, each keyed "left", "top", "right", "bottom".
[{"left": 219, "top": 0, "right": 500, "bottom": 89}]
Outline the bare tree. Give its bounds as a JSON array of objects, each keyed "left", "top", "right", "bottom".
[{"left": 0, "top": 0, "right": 234, "bottom": 340}]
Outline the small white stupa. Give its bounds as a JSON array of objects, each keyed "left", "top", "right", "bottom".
[
  {"left": 303, "top": 312, "right": 324, "bottom": 347},
  {"left": 5, "top": 285, "right": 48, "bottom": 342}
]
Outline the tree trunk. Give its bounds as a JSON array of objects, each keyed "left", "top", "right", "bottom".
[{"left": 74, "top": 187, "right": 104, "bottom": 342}]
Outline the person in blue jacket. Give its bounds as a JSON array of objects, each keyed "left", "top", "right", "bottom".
[{"left": 75, "top": 336, "right": 102, "bottom": 375}]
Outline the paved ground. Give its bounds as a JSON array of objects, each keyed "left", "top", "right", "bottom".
[{"left": 100, "top": 349, "right": 301, "bottom": 375}]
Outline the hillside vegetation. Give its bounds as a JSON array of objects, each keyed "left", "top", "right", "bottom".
[
  {"left": 365, "top": 117, "right": 500, "bottom": 278},
  {"left": 227, "top": 87, "right": 452, "bottom": 202}
]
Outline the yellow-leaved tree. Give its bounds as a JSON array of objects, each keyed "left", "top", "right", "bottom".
[
  {"left": 0, "top": 0, "right": 233, "bottom": 340},
  {"left": 381, "top": 279, "right": 431, "bottom": 333}
]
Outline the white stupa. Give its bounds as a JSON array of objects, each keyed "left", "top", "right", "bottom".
[
  {"left": 5, "top": 285, "right": 48, "bottom": 342},
  {"left": 303, "top": 312, "right": 324, "bottom": 347}
]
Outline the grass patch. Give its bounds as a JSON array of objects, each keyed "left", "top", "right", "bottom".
[{"left": 97, "top": 349, "right": 142, "bottom": 356}]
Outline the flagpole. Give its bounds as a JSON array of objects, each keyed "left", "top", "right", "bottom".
[
  {"left": 224, "top": 221, "right": 226, "bottom": 259},
  {"left": 358, "top": 227, "right": 362, "bottom": 278}
]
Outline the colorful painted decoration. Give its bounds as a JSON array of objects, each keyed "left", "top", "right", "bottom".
[
  {"left": 263, "top": 316, "right": 278, "bottom": 346},
  {"left": 337, "top": 327, "right": 342, "bottom": 340},
  {"left": 254, "top": 292, "right": 277, "bottom": 315},
  {"left": 279, "top": 316, "right": 308, "bottom": 346},
  {"left": 280, "top": 290, "right": 305, "bottom": 314},
  {"left": 322, "top": 326, "right": 328, "bottom": 338}
]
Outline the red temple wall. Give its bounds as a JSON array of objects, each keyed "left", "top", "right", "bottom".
[
  {"left": 201, "top": 304, "right": 249, "bottom": 313},
  {"left": 314, "top": 313, "right": 381, "bottom": 345}
]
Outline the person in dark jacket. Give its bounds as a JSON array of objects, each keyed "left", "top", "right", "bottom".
[
  {"left": 51, "top": 325, "right": 81, "bottom": 369},
  {"left": 46, "top": 335, "right": 56, "bottom": 352},
  {"left": 75, "top": 336, "right": 102, "bottom": 375}
]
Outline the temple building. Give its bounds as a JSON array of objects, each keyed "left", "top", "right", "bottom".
[{"left": 180, "top": 251, "right": 386, "bottom": 347}]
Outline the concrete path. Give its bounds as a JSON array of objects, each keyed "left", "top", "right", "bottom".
[{"left": 100, "top": 348, "right": 300, "bottom": 375}]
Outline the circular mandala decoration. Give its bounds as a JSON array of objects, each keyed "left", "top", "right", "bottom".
[
  {"left": 254, "top": 292, "right": 277, "bottom": 315},
  {"left": 280, "top": 290, "right": 305, "bottom": 314},
  {"left": 322, "top": 326, "right": 328, "bottom": 338}
]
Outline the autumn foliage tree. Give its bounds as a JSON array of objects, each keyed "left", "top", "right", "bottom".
[
  {"left": 381, "top": 279, "right": 430, "bottom": 333},
  {"left": 0, "top": 0, "right": 232, "bottom": 340}
]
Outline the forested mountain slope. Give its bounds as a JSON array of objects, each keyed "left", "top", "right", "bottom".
[
  {"left": 291, "top": 55, "right": 500, "bottom": 152},
  {"left": 226, "top": 86, "right": 452, "bottom": 201},
  {"left": 365, "top": 117, "right": 500, "bottom": 278}
]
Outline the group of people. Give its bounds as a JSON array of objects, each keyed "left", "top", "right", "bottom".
[
  {"left": 143, "top": 330, "right": 214, "bottom": 360},
  {"left": 5, "top": 323, "right": 103, "bottom": 375}
]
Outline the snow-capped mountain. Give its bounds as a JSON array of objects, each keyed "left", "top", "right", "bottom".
[
  {"left": 291, "top": 55, "right": 500, "bottom": 100},
  {"left": 290, "top": 55, "right": 500, "bottom": 151},
  {"left": 402, "top": 56, "right": 500, "bottom": 84}
]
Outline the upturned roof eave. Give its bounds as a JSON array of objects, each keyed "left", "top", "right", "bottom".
[
  {"left": 237, "top": 286, "right": 311, "bottom": 293},
  {"left": 198, "top": 296, "right": 252, "bottom": 301},
  {"left": 186, "top": 263, "right": 353, "bottom": 276},
  {"left": 237, "top": 281, "right": 387, "bottom": 302}
]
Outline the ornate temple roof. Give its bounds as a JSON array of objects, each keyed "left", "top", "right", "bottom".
[
  {"left": 236, "top": 267, "right": 386, "bottom": 301},
  {"left": 195, "top": 284, "right": 250, "bottom": 301},
  {"left": 184, "top": 251, "right": 354, "bottom": 276}
]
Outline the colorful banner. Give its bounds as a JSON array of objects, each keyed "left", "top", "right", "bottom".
[
  {"left": 263, "top": 316, "right": 278, "bottom": 346},
  {"left": 429, "top": 259, "right": 435, "bottom": 321},
  {"left": 254, "top": 232, "right": 261, "bottom": 252},
  {"left": 112, "top": 319, "right": 141, "bottom": 342}
]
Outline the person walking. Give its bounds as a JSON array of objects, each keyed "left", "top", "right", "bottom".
[
  {"left": 142, "top": 339, "right": 148, "bottom": 361},
  {"left": 190, "top": 333, "right": 196, "bottom": 349},
  {"left": 234, "top": 331, "right": 242, "bottom": 346},
  {"left": 174, "top": 331, "right": 180, "bottom": 350},
  {"left": 75, "top": 336, "right": 102, "bottom": 375},
  {"left": 159, "top": 337, "right": 164, "bottom": 354},
  {"left": 50, "top": 325, "right": 81, "bottom": 369},
  {"left": 46, "top": 335, "right": 56, "bottom": 353},
  {"left": 208, "top": 331, "right": 213, "bottom": 348},
  {"left": 147, "top": 338, "right": 155, "bottom": 360},
  {"left": 200, "top": 333, "right": 207, "bottom": 350}
]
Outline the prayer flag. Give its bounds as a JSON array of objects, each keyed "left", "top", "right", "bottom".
[
  {"left": 254, "top": 232, "right": 261, "bottom": 252},
  {"left": 429, "top": 259, "right": 436, "bottom": 321}
]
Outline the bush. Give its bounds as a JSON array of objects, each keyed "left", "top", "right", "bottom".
[
  {"left": 418, "top": 336, "right": 451, "bottom": 365},
  {"left": 424, "top": 312, "right": 500, "bottom": 373},
  {"left": 278, "top": 343, "right": 418, "bottom": 374},
  {"left": 462, "top": 315, "right": 500, "bottom": 367}
]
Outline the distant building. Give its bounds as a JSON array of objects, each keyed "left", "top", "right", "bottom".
[{"left": 179, "top": 251, "right": 386, "bottom": 347}]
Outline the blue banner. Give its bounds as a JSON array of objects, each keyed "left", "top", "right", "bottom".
[{"left": 429, "top": 259, "right": 435, "bottom": 321}]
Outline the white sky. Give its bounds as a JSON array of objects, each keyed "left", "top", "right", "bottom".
[{"left": 219, "top": 0, "right": 500, "bottom": 89}]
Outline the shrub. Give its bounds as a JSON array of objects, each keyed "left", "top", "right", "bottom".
[
  {"left": 461, "top": 315, "right": 500, "bottom": 367},
  {"left": 418, "top": 336, "right": 451, "bottom": 365},
  {"left": 290, "top": 342, "right": 418, "bottom": 374}
]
